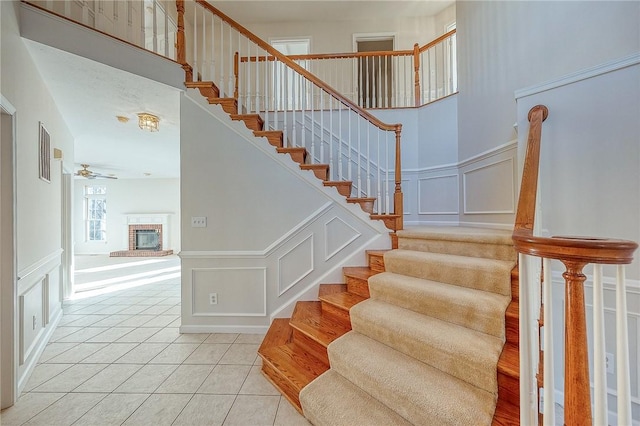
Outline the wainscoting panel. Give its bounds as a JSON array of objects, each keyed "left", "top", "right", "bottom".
[
  {"left": 278, "top": 235, "right": 314, "bottom": 296},
  {"left": 192, "top": 267, "right": 267, "bottom": 317},
  {"left": 463, "top": 158, "right": 515, "bottom": 215},
  {"left": 324, "top": 217, "right": 360, "bottom": 261},
  {"left": 19, "top": 279, "right": 45, "bottom": 365},
  {"left": 418, "top": 174, "right": 459, "bottom": 215}
]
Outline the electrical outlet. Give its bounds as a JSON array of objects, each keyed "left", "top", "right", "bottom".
[
  {"left": 191, "top": 216, "right": 207, "bottom": 228},
  {"left": 209, "top": 293, "right": 218, "bottom": 305},
  {"left": 606, "top": 352, "right": 615, "bottom": 374}
]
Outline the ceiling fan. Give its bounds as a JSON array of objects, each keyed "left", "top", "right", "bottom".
[{"left": 75, "top": 164, "right": 118, "bottom": 179}]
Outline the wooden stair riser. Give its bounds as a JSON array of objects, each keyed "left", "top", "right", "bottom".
[
  {"left": 345, "top": 276, "right": 370, "bottom": 298},
  {"left": 231, "top": 114, "right": 263, "bottom": 131},
  {"left": 492, "top": 399, "right": 520, "bottom": 426},
  {"left": 370, "top": 214, "right": 401, "bottom": 231},
  {"left": 254, "top": 131, "right": 283, "bottom": 148},
  {"left": 185, "top": 81, "right": 219, "bottom": 98},
  {"left": 300, "top": 164, "right": 329, "bottom": 181},
  {"left": 319, "top": 300, "right": 351, "bottom": 326},
  {"left": 277, "top": 148, "right": 307, "bottom": 165},
  {"left": 367, "top": 251, "right": 386, "bottom": 273},
  {"left": 497, "top": 372, "right": 520, "bottom": 407},
  {"left": 208, "top": 98, "right": 237, "bottom": 114},
  {"left": 291, "top": 329, "right": 330, "bottom": 365},
  {"left": 323, "top": 181, "right": 352, "bottom": 197},
  {"left": 261, "top": 362, "right": 303, "bottom": 411},
  {"left": 347, "top": 198, "right": 376, "bottom": 214},
  {"left": 505, "top": 303, "right": 519, "bottom": 345}
]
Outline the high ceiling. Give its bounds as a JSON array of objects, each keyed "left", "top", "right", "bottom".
[
  {"left": 212, "top": 1, "right": 454, "bottom": 24},
  {"left": 24, "top": 1, "right": 454, "bottom": 180}
]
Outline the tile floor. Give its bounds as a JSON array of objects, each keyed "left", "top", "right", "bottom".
[{"left": 1, "top": 255, "right": 309, "bottom": 426}]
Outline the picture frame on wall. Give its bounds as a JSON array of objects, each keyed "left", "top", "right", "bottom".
[{"left": 39, "top": 121, "right": 51, "bottom": 183}]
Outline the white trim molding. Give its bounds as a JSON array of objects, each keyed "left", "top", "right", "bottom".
[{"left": 515, "top": 52, "right": 640, "bottom": 99}]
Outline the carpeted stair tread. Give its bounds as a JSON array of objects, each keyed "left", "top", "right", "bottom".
[
  {"left": 300, "top": 369, "right": 412, "bottom": 426},
  {"left": 290, "top": 301, "right": 350, "bottom": 347},
  {"left": 326, "top": 331, "right": 496, "bottom": 426},
  {"left": 368, "top": 272, "right": 510, "bottom": 338},
  {"left": 384, "top": 249, "right": 513, "bottom": 296},
  {"left": 350, "top": 299, "right": 503, "bottom": 393},
  {"left": 397, "top": 226, "right": 516, "bottom": 261}
]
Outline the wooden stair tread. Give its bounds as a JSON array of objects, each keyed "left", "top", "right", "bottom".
[
  {"left": 319, "top": 291, "right": 367, "bottom": 312},
  {"left": 277, "top": 147, "right": 306, "bottom": 154},
  {"left": 497, "top": 342, "right": 519, "bottom": 378},
  {"left": 300, "top": 164, "right": 329, "bottom": 170},
  {"left": 347, "top": 197, "right": 376, "bottom": 202},
  {"left": 318, "top": 284, "right": 347, "bottom": 298},
  {"left": 259, "top": 318, "right": 293, "bottom": 352},
  {"left": 506, "top": 301, "right": 519, "bottom": 317},
  {"left": 343, "top": 266, "right": 378, "bottom": 281},
  {"left": 290, "top": 302, "right": 350, "bottom": 347},
  {"left": 259, "top": 343, "right": 328, "bottom": 391},
  {"left": 366, "top": 249, "right": 390, "bottom": 257}
]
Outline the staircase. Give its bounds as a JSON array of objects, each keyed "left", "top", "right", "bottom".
[
  {"left": 185, "top": 80, "right": 402, "bottom": 231},
  {"left": 259, "top": 226, "right": 520, "bottom": 425}
]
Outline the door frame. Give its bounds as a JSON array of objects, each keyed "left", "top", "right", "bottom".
[{"left": 1, "top": 93, "right": 18, "bottom": 409}]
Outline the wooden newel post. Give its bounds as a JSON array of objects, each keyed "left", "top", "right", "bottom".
[
  {"left": 393, "top": 125, "right": 403, "bottom": 230},
  {"left": 176, "top": 0, "right": 192, "bottom": 82},
  {"left": 413, "top": 43, "right": 420, "bottom": 107},
  {"left": 562, "top": 260, "right": 592, "bottom": 426}
]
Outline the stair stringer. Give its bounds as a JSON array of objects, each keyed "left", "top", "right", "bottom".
[{"left": 179, "top": 90, "right": 391, "bottom": 334}]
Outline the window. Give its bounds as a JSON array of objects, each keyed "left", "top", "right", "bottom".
[{"left": 84, "top": 186, "right": 107, "bottom": 241}]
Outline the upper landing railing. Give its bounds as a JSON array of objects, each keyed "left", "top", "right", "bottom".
[
  {"left": 239, "top": 30, "right": 457, "bottom": 109},
  {"left": 25, "top": 0, "right": 177, "bottom": 60},
  {"left": 515, "top": 106, "right": 638, "bottom": 426}
]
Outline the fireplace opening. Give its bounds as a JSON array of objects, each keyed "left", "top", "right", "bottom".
[{"left": 135, "top": 229, "right": 160, "bottom": 251}]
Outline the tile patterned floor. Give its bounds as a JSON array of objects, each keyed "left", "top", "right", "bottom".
[{"left": 1, "top": 256, "right": 309, "bottom": 426}]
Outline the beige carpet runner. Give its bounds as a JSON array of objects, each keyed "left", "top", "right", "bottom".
[{"left": 300, "top": 226, "right": 516, "bottom": 425}]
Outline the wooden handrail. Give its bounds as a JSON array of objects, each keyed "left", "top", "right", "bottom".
[
  {"left": 418, "top": 29, "right": 456, "bottom": 53},
  {"left": 192, "top": 0, "right": 401, "bottom": 134},
  {"left": 512, "top": 105, "right": 638, "bottom": 426}
]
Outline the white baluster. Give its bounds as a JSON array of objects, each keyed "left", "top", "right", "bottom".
[
  {"left": 366, "top": 125, "right": 370, "bottom": 196},
  {"left": 592, "top": 263, "right": 608, "bottom": 426},
  {"left": 272, "top": 60, "right": 277, "bottom": 130},
  {"left": 348, "top": 109, "right": 352, "bottom": 181},
  {"left": 164, "top": 1, "right": 169, "bottom": 57},
  {"left": 284, "top": 63, "right": 288, "bottom": 145},
  {"left": 377, "top": 56, "right": 382, "bottom": 108},
  {"left": 542, "top": 258, "right": 556, "bottom": 426},
  {"left": 219, "top": 18, "right": 224, "bottom": 91},
  {"left": 228, "top": 25, "right": 233, "bottom": 96},
  {"left": 310, "top": 83, "right": 314, "bottom": 162},
  {"left": 376, "top": 130, "right": 381, "bottom": 213},
  {"left": 210, "top": 14, "right": 215, "bottom": 83},
  {"left": 320, "top": 90, "right": 324, "bottom": 164},
  {"left": 329, "top": 96, "right": 333, "bottom": 180},
  {"left": 193, "top": 5, "right": 197, "bottom": 79},
  {"left": 385, "top": 130, "right": 389, "bottom": 212},
  {"left": 139, "top": 0, "right": 144, "bottom": 49},
  {"left": 255, "top": 45, "right": 260, "bottom": 114},
  {"left": 616, "top": 264, "right": 632, "bottom": 425},
  {"left": 338, "top": 103, "right": 343, "bottom": 180},
  {"left": 357, "top": 119, "right": 362, "bottom": 195},
  {"left": 200, "top": 9, "right": 205, "bottom": 80}
]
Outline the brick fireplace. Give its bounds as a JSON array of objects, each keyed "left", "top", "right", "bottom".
[{"left": 110, "top": 213, "right": 174, "bottom": 257}]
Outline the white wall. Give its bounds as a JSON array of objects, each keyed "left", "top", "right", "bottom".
[
  {"left": 179, "top": 91, "right": 390, "bottom": 333},
  {"left": 245, "top": 15, "right": 439, "bottom": 53},
  {"left": 73, "top": 178, "right": 180, "bottom": 254},
  {"left": 456, "top": 1, "right": 640, "bottom": 162},
  {"left": 1, "top": 0, "right": 75, "bottom": 396}
]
